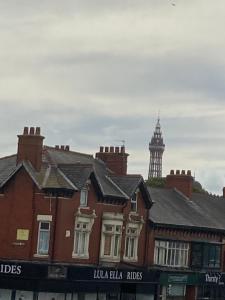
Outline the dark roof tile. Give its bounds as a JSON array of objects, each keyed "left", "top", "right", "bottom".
[{"left": 149, "top": 187, "right": 225, "bottom": 231}]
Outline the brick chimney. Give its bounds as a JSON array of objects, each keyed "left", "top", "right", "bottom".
[
  {"left": 95, "top": 146, "right": 129, "bottom": 175},
  {"left": 165, "top": 169, "right": 193, "bottom": 198},
  {"left": 17, "top": 127, "right": 45, "bottom": 171}
]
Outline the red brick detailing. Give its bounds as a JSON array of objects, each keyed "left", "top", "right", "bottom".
[
  {"left": 95, "top": 146, "right": 129, "bottom": 175},
  {"left": 17, "top": 127, "right": 44, "bottom": 171},
  {"left": 0, "top": 167, "right": 148, "bottom": 267},
  {"left": 165, "top": 169, "right": 193, "bottom": 198}
]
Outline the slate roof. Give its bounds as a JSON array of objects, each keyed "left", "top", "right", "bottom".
[
  {"left": 0, "top": 155, "right": 17, "bottom": 186},
  {"left": 149, "top": 187, "right": 225, "bottom": 232},
  {"left": 0, "top": 146, "right": 152, "bottom": 207},
  {"left": 109, "top": 175, "right": 142, "bottom": 198}
]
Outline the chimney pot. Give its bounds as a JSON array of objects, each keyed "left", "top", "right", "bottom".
[
  {"left": 121, "top": 146, "right": 125, "bottom": 153},
  {"left": 61, "top": 145, "right": 65, "bottom": 150},
  {"left": 105, "top": 147, "right": 109, "bottom": 153},
  {"left": 29, "top": 127, "right": 35, "bottom": 135},
  {"left": 55, "top": 145, "right": 59, "bottom": 150},
  {"left": 187, "top": 170, "right": 191, "bottom": 176},
  {"left": 170, "top": 170, "right": 174, "bottom": 175},
  {"left": 176, "top": 170, "right": 180, "bottom": 175},
  {"left": 115, "top": 147, "right": 119, "bottom": 153},
  {"left": 65, "top": 145, "right": 70, "bottom": 151},
  {"left": 110, "top": 146, "right": 114, "bottom": 153},
  {"left": 23, "top": 127, "right": 29, "bottom": 135},
  {"left": 35, "top": 127, "right": 41, "bottom": 135},
  {"left": 100, "top": 146, "right": 104, "bottom": 153},
  {"left": 181, "top": 170, "right": 185, "bottom": 175}
]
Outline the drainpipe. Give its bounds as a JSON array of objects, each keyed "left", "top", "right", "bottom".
[{"left": 51, "top": 194, "right": 59, "bottom": 262}]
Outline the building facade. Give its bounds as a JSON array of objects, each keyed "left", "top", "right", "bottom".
[
  {"left": 0, "top": 127, "right": 156, "bottom": 300},
  {"left": 1, "top": 127, "right": 225, "bottom": 300},
  {"left": 148, "top": 170, "right": 225, "bottom": 300}
]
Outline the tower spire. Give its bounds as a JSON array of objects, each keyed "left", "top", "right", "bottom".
[{"left": 148, "top": 117, "right": 165, "bottom": 179}]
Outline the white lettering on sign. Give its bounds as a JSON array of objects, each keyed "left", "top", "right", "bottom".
[
  {"left": 205, "top": 273, "right": 224, "bottom": 285},
  {"left": 126, "top": 271, "right": 142, "bottom": 281},
  {"left": 0, "top": 264, "right": 22, "bottom": 275},
  {"left": 93, "top": 269, "right": 143, "bottom": 281}
]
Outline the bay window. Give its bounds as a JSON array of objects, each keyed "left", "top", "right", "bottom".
[
  {"left": 102, "top": 224, "right": 121, "bottom": 258},
  {"left": 124, "top": 227, "right": 138, "bottom": 261},
  {"left": 124, "top": 219, "right": 143, "bottom": 262},
  {"left": 100, "top": 213, "right": 123, "bottom": 261},
  {"left": 73, "top": 211, "right": 96, "bottom": 259}
]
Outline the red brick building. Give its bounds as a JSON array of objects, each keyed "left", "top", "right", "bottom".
[
  {"left": 148, "top": 170, "right": 225, "bottom": 300},
  {"left": 0, "top": 127, "right": 156, "bottom": 300},
  {"left": 1, "top": 127, "right": 225, "bottom": 300}
]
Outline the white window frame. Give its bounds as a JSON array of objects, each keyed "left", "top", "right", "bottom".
[
  {"left": 154, "top": 240, "right": 189, "bottom": 267},
  {"left": 80, "top": 187, "right": 88, "bottom": 207},
  {"left": 131, "top": 189, "right": 139, "bottom": 212},
  {"left": 123, "top": 221, "right": 143, "bottom": 262},
  {"left": 100, "top": 215, "right": 123, "bottom": 262},
  {"left": 124, "top": 227, "right": 138, "bottom": 261},
  {"left": 72, "top": 214, "right": 95, "bottom": 259},
  {"left": 37, "top": 221, "right": 51, "bottom": 256}
]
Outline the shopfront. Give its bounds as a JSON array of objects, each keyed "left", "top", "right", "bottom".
[
  {"left": 0, "top": 261, "right": 159, "bottom": 300},
  {"left": 159, "top": 272, "right": 197, "bottom": 300},
  {"left": 197, "top": 272, "right": 225, "bottom": 300}
]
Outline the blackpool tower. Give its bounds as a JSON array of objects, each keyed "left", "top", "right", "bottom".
[{"left": 148, "top": 118, "right": 165, "bottom": 179}]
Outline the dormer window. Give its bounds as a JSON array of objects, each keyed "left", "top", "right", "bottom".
[
  {"left": 131, "top": 190, "right": 138, "bottom": 212},
  {"left": 80, "top": 187, "right": 88, "bottom": 207}
]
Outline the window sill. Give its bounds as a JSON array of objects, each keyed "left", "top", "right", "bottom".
[
  {"left": 123, "top": 257, "right": 138, "bottom": 262},
  {"left": 100, "top": 256, "right": 120, "bottom": 263},
  {"left": 72, "top": 254, "right": 89, "bottom": 259},
  {"left": 129, "top": 211, "right": 139, "bottom": 216},
  {"left": 154, "top": 264, "right": 189, "bottom": 269},
  {"left": 79, "top": 206, "right": 90, "bottom": 209},
  {"left": 34, "top": 254, "right": 49, "bottom": 258}
]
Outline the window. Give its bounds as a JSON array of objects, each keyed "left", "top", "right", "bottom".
[
  {"left": 101, "top": 223, "right": 122, "bottom": 260},
  {"left": 80, "top": 188, "right": 88, "bottom": 207},
  {"left": 191, "top": 242, "right": 221, "bottom": 269},
  {"left": 124, "top": 227, "right": 138, "bottom": 261},
  {"left": 154, "top": 240, "right": 189, "bottom": 267},
  {"left": 37, "top": 222, "right": 50, "bottom": 255},
  {"left": 73, "top": 222, "right": 89, "bottom": 257},
  {"left": 73, "top": 212, "right": 96, "bottom": 259},
  {"left": 131, "top": 191, "right": 138, "bottom": 212}
]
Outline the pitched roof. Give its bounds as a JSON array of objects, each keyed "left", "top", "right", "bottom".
[
  {"left": 0, "top": 146, "right": 152, "bottom": 206},
  {"left": 109, "top": 174, "right": 142, "bottom": 197},
  {"left": 0, "top": 155, "right": 17, "bottom": 187},
  {"left": 149, "top": 187, "right": 225, "bottom": 232}
]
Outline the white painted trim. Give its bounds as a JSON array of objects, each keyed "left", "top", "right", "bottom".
[
  {"left": 102, "top": 212, "right": 124, "bottom": 221},
  {"left": 37, "top": 215, "right": 52, "bottom": 221}
]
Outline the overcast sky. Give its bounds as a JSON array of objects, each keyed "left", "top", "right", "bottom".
[{"left": 1, "top": 0, "right": 225, "bottom": 194}]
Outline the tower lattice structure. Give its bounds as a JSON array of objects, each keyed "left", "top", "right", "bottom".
[{"left": 148, "top": 118, "right": 165, "bottom": 179}]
